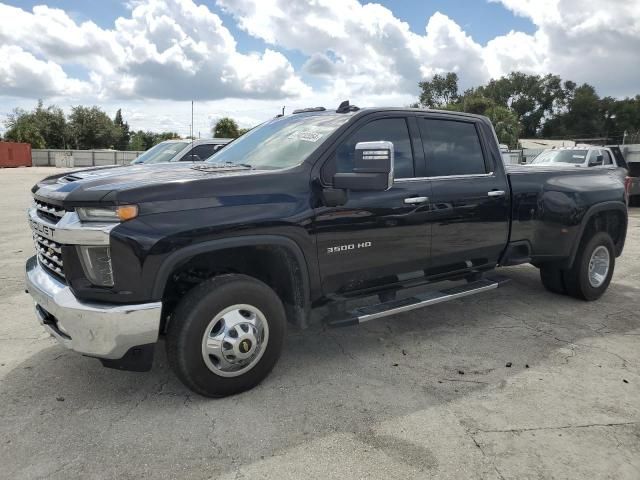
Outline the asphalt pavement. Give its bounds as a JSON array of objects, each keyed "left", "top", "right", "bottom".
[{"left": 1, "top": 167, "right": 639, "bottom": 479}]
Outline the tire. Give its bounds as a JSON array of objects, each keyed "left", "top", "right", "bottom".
[
  {"left": 166, "top": 274, "right": 286, "bottom": 397},
  {"left": 562, "top": 232, "right": 615, "bottom": 301},
  {"left": 540, "top": 266, "right": 566, "bottom": 295}
]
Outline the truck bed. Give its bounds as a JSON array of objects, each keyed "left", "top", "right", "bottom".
[{"left": 505, "top": 164, "right": 626, "bottom": 263}]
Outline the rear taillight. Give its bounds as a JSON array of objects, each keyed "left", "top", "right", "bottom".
[{"left": 624, "top": 177, "right": 632, "bottom": 204}]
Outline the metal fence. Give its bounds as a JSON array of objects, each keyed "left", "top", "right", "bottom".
[{"left": 31, "top": 149, "right": 144, "bottom": 167}]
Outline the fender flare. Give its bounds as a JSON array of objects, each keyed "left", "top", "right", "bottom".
[
  {"left": 567, "top": 201, "right": 627, "bottom": 267},
  {"left": 151, "top": 235, "right": 311, "bottom": 311}
]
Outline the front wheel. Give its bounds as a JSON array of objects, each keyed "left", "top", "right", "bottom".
[
  {"left": 166, "top": 274, "right": 286, "bottom": 397},
  {"left": 562, "top": 232, "right": 615, "bottom": 301}
]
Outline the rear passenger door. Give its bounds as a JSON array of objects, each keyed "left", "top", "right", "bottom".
[{"left": 418, "top": 117, "right": 510, "bottom": 276}]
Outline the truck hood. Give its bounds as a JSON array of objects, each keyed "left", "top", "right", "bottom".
[{"left": 33, "top": 162, "right": 266, "bottom": 204}]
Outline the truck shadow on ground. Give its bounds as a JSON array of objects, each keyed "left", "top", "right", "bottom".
[{"left": 2, "top": 265, "right": 639, "bottom": 476}]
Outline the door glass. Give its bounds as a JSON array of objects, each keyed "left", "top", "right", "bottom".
[
  {"left": 184, "top": 144, "right": 217, "bottom": 161},
  {"left": 420, "top": 119, "right": 487, "bottom": 176},
  {"left": 324, "top": 118, "right": 414, "bottom": 180},
  {"left": 601, "top": 150, "right": 613, "bottom": 166}
]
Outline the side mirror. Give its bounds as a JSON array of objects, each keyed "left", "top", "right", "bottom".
[
  {"left": 589, "top": 154, "right": 603, "bottom": 166},
  {"left": 333, "top": 141, "right": 394, "bottom": 191}
]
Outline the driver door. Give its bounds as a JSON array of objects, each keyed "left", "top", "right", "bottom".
[{"left": 313, "top": 116, "right": 432, "bottom": 294}]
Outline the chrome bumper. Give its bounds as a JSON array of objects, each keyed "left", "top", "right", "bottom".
[{"left": 25, "top": 256, "right": 162, "bottom": 360}]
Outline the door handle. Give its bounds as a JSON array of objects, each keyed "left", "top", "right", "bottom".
[
  {"left": 487, "top": 190, "right": 506, "bottom": 197},
  {"left": 404, "top": 196, "right": 429, "bottom": 204}
]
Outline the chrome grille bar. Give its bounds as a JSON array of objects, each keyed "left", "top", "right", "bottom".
[
  {"left": 33, "top": 233, "right": 65, "bottom": 278},
  {"left": 35, "top": 200, "right": 66, "bottom": 223}
]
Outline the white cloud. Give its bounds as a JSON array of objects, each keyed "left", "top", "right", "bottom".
[
  {"left": 217, "top": 0, "right": 490, "bottom": 96},
  {"left": 0, "top": 45, "right": 92, "bottom": 97},
  {"left": 0, "top": 0, "right": 309, "bottom": 101},
  {"left": 1, "top": 0, "right": 639, "bottom": 135},
  {"left": 492, "top": 0, "right": 640, "bottom": 96},
  {"left": 219, "top": 0, "right": 640, "bottom": 98}
]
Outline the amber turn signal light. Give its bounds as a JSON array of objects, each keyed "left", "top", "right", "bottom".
[{"left": 116, "top": 205, "right": 139, "bottom": 221}]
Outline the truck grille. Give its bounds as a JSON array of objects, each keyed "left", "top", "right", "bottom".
[
  {"left": 35, "top": 200, "right": 66, "bottom": 223},
  {"left": 33, "top": 233, "right": 65, "bottom": 279}
]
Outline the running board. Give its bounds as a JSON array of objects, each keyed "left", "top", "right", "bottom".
[{"left": 327, "top": 276, "right": 509, "bottom": 327}]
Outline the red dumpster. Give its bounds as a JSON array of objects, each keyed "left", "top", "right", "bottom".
[{"left": 0, "top": 141, "right": 32, "bottom": 167}]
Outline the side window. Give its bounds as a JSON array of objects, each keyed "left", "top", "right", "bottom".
[
  {"left": 601, "top": 150, "right": 613, "bottom": 166},
  {"left": 183, "top": 144, "right": 217, "bottom": 161},
  {"left": 589, "top": 149, "right": 603, "bottom": 166},
  {"left": 420, "top": 119, "right": 487, "bottom": 176},
  {"left": 324, "top": 118, "right": 414, "bottom": 180}
]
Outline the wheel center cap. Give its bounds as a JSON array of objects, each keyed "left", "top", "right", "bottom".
[{"left": 239, "top": 339, "right": 252, "bottom": 354}]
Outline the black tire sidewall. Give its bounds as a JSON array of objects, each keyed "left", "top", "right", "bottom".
[
  {"left": 167, "top": 275, "right": 286, "bottom": 397},
  {"left": 573, "top": 232, "right": 615, "bottom": 301},
  {"left": 540, "top": 266, "right": 566, "bottom": 294}
]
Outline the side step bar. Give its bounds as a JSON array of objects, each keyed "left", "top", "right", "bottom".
[{"left": 327, "top": 275, "right": 510, "bottom": 328}]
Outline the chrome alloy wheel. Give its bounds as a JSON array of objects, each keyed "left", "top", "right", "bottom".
[
  {"left": 588, "top": 245, "right": 610, "bottom": 288},
  {"left": 201, "top": 304, "right": 269, "bottom": 377}
]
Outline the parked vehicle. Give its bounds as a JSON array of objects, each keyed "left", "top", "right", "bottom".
[
  {"left": 612, "top": 145, "right": 640, "bottom": 206},
  {"left": 25, "top": 103, "right": 628, "bottom": 397},
  {"left": 131, "top": 138, "right": 231, "bottom": 165},
  {"left": 529, "top": 144, "right": 628, "bottom": 181}
]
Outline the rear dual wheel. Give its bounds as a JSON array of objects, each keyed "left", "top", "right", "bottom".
[{"left": 540, "top": 232, "right": 615, "bottom": 301}]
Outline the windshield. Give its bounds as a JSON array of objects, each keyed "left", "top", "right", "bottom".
[
  {"left": 531, "top": 149, "right": 588, "bottom": 165},
  {"left": 205, "top": 114, "right": 352, "bottom": 169},
  {"left": 131, "top": 141, "right": 189, "bottom": 165}
]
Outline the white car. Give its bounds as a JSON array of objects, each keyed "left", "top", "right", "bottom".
[{"left": 529, "top": 145, "right": 628, "bottom": 185}]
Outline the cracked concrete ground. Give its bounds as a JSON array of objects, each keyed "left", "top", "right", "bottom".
[{"left": 1, "top": 167, "right": 639, "bottom": 479}]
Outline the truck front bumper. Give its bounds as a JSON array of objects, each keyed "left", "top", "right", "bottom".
[{"left": 25, "top": 256, "right": 162, "bottom": 368}]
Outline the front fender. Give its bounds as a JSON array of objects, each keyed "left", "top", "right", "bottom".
[{"left": 151, "top": 234, "right": 312, "bottom": 308}]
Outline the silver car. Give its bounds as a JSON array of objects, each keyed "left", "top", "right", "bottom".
[{"left": 131, "top": 138, "right": 231, "bottom": 165}]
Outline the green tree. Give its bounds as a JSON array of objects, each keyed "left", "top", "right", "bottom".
[
  {"left": 113, "top": 109, "right": 131, "bottom": 151},
  {"left": 486, "top": 105, "right": 520, "bottom": 148},
  {"left": 3, "top": 108, "right": 46, "bottom": 148},
  {"left": 68, "top": 106, "right": 120, "bottom": 149},
  {"left": 3, "top": 100, "right": 67, "bottom": 148},
  {"left": 478, "top": 73, "right": 566, "bottom": 137},
  {"left": 417, "top": 72, "right": 459, "bottom": 108},
  {"left": 541, "top": 84, "right": 604, "bottom": 139},
  {"left": 129, "top": 130, "right": 181, "bottom": 151},
  {"left": 213, "top": 117, "right": 240, "bottom": 138}
]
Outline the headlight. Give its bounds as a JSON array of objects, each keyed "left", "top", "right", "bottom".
[
  {"left": 78, "top": 246, "right": 114, "bottom": 287},
  {"left": 76, "top": 205, "right": 138, "bottom": 222}
]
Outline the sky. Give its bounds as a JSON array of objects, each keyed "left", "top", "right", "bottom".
[{"left": 1, "top": 0, "right": 639, "bottom": 138}]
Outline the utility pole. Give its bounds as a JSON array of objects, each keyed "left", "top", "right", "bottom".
[{"left": 190, "top": 100, "right": 194, "bottom": 160}]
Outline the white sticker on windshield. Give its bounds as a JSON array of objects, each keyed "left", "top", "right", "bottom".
[
  {"left": 573, "top": 155, "right": 585, "bottom": 159},
  {"left": 288, "top": 130, "right": 323, "bottom": 142}
]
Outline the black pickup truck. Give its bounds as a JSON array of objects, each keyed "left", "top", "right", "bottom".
[{"left": 26, "top": 103, "right": 629, "bottom": 397}]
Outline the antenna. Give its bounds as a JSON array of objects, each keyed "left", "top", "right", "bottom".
[{"left": 282, "top": 106, "right": 285, "bottom": 116}]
